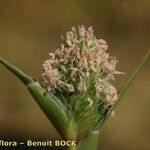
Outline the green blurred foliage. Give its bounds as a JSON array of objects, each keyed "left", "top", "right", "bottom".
[{"left": 0, "top": 0, "right": 150, "bottom": 149}]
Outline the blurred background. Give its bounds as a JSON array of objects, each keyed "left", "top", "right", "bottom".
[{"left": 0, "top": 0, "right": 150, "bottom": 149}]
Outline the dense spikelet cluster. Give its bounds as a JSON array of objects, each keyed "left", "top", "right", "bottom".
[{"left": 40, "top": 25, "right": 124, "bottom": 112}]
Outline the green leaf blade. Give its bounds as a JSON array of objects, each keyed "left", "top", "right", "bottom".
[
  {"left": 99, "top": 49, "right": 150, "bottom": 128},
  {"left": 0, "top": 57, "right": 77, "bottom": 139},
  {"left": 0, "top": 57, "right": 34, "bottom": 85}
]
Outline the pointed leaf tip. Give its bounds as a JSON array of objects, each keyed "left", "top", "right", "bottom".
[{"left": 0, "top": 57, "right": 34, "bottom": 85}]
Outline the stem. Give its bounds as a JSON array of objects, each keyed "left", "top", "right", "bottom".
[
  {"left": 67, "top": 145, "right": 77, "bottom": 150},
  {"left": 77, "top": 130, "right": 99, "bottom": 150},
  {"left": 99, "top": 49, "right": 150, "bottom": 127}
]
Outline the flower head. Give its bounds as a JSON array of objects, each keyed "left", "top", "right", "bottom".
[{"left": 40, "top": 25, "right": 124, "bottom": 132}]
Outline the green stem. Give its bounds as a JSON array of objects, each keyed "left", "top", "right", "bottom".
[
  {"left": 77, "top": 130, "right": 99, "bottom": 150},
  {"left": 67, "top": 145, "right": 77, "bottom": 150},
  {"left": 99, "top": 49, "right": 150, "bottom": 128}
]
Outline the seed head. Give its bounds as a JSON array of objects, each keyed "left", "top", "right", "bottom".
[{"left": 40, "top": 25, "right": 124, "bottom": 132}]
